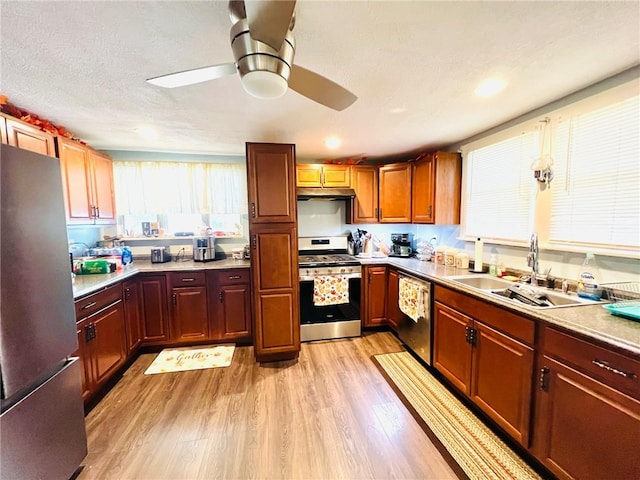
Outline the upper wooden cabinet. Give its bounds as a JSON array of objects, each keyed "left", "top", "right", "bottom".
[
  {"left": 2, "top": 114, "right": 56, "bottom": 157},
  {"left": 246, "top": 142, "right": 300, "bottom": 363},
  {"left": 412, "top": 151, "right": 461, "bottom": 224},
  {"left": 296, "top": 164, "right": 351, "bottom": 187},
  {"left": 379, "top": 162, "right": 412, "bottom": 223},
  {"left": 247, "top": 143, "right": 297, "bottom": 223},
  {"left": 348, "top": 165, "right": 379, "bottom": 223},
  {"left": 57, "top": 137, "right": 116, "bottom": 225}
]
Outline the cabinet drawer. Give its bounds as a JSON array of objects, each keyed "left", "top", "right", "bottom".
[
  {"left": 168, "top": 271, "right": 206, "bottom": 287},
  {"left": 217, "top": 269, "right": 250, "bottom": 285},
  {"left": 75, "top": 283, "right": 122, "bottom": 320},
  {"left": 543, "top": 327, "right": 640, "bottom": 399}
]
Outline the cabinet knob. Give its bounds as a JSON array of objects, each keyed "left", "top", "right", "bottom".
[{"left": 181, "top": 278, "right": 195, "bottom": 282}]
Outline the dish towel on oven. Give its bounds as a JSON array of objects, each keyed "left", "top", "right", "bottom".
[
  {"left": 399, "top": 276, "right": 426, "bottom": 322},
  {"left": 313, "top": 275, "right": 349, "bottom": 306}
]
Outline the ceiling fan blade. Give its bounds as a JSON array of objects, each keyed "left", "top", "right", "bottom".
[
  {"left": 244, "top": 0, "right": 296, "bottom": 51},
  {"left": 289, "top": 65, "right": 357, "bottom": 111},
  {"left": 147, "top": 63, "right": 237, "bottom": 88}
]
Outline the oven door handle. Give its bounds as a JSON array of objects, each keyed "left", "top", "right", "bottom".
[{"left": 299, "top": 273, "right": 362, "bottom": 282}]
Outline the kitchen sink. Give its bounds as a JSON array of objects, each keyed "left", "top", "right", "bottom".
[
  {"left": 447, "top": 274, "right": 604, "bottom": 309},
  {"left": 446, "top": 274, "right": 515, "bottom": 290}
]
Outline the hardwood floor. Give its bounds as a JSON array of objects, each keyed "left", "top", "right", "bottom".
[{"left": 79, "top": 332, "right": 458, "bottom": 479}]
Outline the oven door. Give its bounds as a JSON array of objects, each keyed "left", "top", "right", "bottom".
[{"left": 299, "top": 274, "right": 361, "bottom": 341}]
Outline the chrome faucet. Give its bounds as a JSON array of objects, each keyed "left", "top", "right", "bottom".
[{"left": 527, "top": 233, "right": 539, "bottom": 286}]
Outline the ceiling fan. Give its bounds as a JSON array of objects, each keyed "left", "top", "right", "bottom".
[{"left": 147, "top": 0, "right": 357, "bottom": 111}]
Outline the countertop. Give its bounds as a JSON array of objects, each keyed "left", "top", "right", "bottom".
[
  {"left": 72, "top": 258, "right": 250, "bottom": 299},
  {"left": 360, "top": 256, "right": 640, "bottom": 358},
  {"left": 71, "top": 254, "right": 639, "bottom": 357}
]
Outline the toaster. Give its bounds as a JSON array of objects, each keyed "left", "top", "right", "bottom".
[{"left": 151, "top": 246, "right": 172, "bottom": 263}]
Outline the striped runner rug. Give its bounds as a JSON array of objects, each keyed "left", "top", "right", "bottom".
[{"left": 373, "top": 351, "right": 542, "bottom": 480}]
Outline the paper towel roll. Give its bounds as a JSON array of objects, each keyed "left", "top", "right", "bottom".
[{"left": 474, "top": 238, "right": 484, "bottom": 272}]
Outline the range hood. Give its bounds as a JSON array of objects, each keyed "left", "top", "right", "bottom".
[{"left": 297, "top": 187, "right": 356, "bottom": 201}]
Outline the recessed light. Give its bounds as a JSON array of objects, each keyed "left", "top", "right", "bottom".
[
  {"left": 475, "top": 78, "right": 506, "bottom": 98},
  {"left": 135, "top": 127, "right": 158, "bottom": 139},
  {"left": 325, "top": 136, "right": 341, "bottom": 149}
]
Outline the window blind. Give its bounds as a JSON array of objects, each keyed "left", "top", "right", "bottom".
[
  {"left": 464, "top": 132, "right": 537, "bottom": 242},
  {"left": 549, "top": 95, "right": 640, "bottom": 250}
]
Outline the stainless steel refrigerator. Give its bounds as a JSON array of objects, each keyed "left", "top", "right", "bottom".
[{"left": 1, "top": 144, "right": 88, "bottom": 479}]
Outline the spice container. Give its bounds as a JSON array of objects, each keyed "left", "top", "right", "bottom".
[
  {"left": 444, "top": 248, "right": 458, "bottom": 266},
  {"left": 455, "top": 252, "right": 470, "bottom": 269}
]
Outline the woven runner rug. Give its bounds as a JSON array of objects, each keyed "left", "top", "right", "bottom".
[
  {"left": 144, "top": 344, "right": 235, "bottom": 375},
  {"left": 373, "top": 351, "right": 542, "bottom": 480}
]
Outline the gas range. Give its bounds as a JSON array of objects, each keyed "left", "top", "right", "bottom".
[{"left": 298, "top": 236, "right": 361, "bottom": 277}]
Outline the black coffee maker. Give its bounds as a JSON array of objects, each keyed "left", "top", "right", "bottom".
[{"left": 391, "top": 233, "right": 413, "bottom": 257}]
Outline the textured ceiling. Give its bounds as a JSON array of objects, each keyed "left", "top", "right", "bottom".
[{"left": 1, "top": 1, "right": 639, "bottom": 161}]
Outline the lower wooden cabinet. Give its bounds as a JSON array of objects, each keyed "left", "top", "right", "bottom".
[
  {"left": 168, "top": 271, "right": 209, "bottom": 343},
  {"left": 75, "top": 286, "right": 127, "bottom": 404},
  {"left": 139, "top": 274, "right": 170, "bottom": 344},
  {"left": 363, "top": 265, "right": 387, "bottom": 327},
  {"left": 208, "top": 269, "right": 252, "bottom": 342},
  {"left": 532, "top": 327, "right": 640, "bottom": 480},
  {"left": 385, "top": 269, "right": 402, "bottom": 330},
  {"left": 122, "top": 279, "right": 142, "bottom": 353},
  {"left": 433, "top": 285, "right": 535, "bottom": 447}
]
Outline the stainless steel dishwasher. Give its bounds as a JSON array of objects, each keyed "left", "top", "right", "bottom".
[{"left": 397, "top": 275, "right": 432, "bottom": 365}]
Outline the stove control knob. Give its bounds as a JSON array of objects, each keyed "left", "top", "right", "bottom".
[
  {"left": 327, "top": 268, "right": 333, "bottom": 274},
  {"left": 340, "top": 268, "right": 346, "bottom": 273},
  {"left": 314, "top": 269, "right": 319, "bottom": 274},
  {"left": 347, "top": 267, "right": 353, "bottom": 273}
]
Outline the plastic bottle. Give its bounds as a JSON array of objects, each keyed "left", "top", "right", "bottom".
[
  {"left": 489, "top": 254, "right": 498, "bottom": 276},
  {"left": 577, "top": 253, "right": 602, "bottom": 300},
  {"left": 121, "top": 246, "right": 134, "bottom": 266}
]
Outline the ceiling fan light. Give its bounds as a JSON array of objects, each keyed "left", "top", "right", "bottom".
[{"left": 240, "top": 70, "right": 288, "bottom": 99}]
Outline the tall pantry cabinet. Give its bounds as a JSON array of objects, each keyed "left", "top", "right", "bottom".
[{"left": 246, "top": 142, "right": 300, "bottom": 363}]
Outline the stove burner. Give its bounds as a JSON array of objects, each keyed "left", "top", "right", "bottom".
[{"left": 298, "top": 254, "right": 359, "bottom": 268}]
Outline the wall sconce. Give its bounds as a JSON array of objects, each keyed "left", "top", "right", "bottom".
[{"left": 531, "top": 118, "right": 554, "bottom": 185}]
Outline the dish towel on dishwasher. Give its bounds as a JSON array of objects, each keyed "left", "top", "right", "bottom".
[
  {"left": 313, "top": 275, "right": 349, "bottom": 306},
  {"left": 399, "top": 276, "right": 426, "bottom": 322}
]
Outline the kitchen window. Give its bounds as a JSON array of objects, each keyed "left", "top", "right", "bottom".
[
  {"left": 461, "top": 80, "right": 640, "bottom": 257},
  {"left": 113, "top": 160, "right": 247, "bottom": 237}
]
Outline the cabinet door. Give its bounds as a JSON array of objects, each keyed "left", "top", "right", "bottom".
[
  {"left": 533, "top": 355, "right": 640, "bottom": 480},
  {"left": 379, "top": 163, "right": 412, "bottom": 223},
  {"left": 246, "top": 143, "right": 297, "bottom": 223},
  {"left": 411, "top": 155, "right": 435, "bottom": 223},
  {"left": 91, "top": 301, "right": 126, "bottom": 386},
  {"left": 89, "top": 150, "right": 116, "bottom": 224},
  {"left": 123, "top": 280, "right": 142, "bottom": 354},
  {"left": 471, "top": 320, "right": 534, "bottom": 447},
  {"left": 385, "top": 269, "right": 402, "bottom": 330},
  {"left": 57, "top": 137, "right": 93, "bottom": 223},
  {"left": 322, "top": 165, "right": 350, "bottom": 187},
  {"left": 5, "top": 117, "right": 56, "bottom": 156},
  {"left": 171, "top": 286, "right": 209, "bottom": 342},
  {"left": 218, "top": 284, "right": 252, "bottom": 340},
  {"left": 251, "top": 223, "right": 299, "bottom": 361},
  {"left": 363, "top": 266, "right": 386, "bottom": 327},
  {"left": 75, "top": 319, "right": 93, "bottom": 401},
  {"left": 349, "top": 165, "right": 379, "bottom": 223},
  {"left": 432, "top": 152, "right": 462, "bottom": 225},
  {"left": 296, "top": 164, "right": 323, "bottom": 187},
  {"left": 433, "top": 301, "right": 473, "bottom": 395},
  {"left": 139, "top": 275, "right": 170, "bottom": 344}
]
